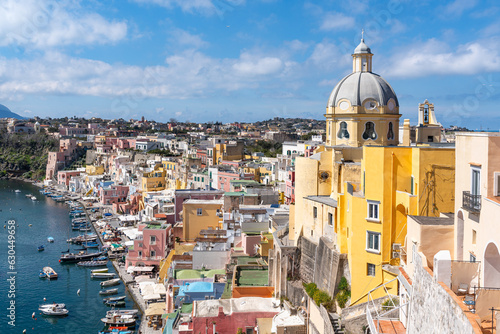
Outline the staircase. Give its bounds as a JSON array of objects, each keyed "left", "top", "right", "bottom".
[{"left": 331, "top": 313, "right": 346, "bottom": 334}]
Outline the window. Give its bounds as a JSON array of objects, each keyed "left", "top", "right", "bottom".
[
  {"left": 387, "top": 122, "right": 394, "bottom": 140},
  {"left": 362, "top": 121, "right": 377, "bottom": 140},
  {"left": 197, "top": 208, "right": 203, "bottom": 216},
  {"left": 367, "top": 263, "right": 376, "bottom": 276},
  {"left": 366, "top": 231, "right": 381, "bottom": 253},
  {"left": 337, "top": 122, "right": 350, "bottom": 139},
  {"left": 150, "top": 236, "right": 156, "bottom": 245},
  {"left": 313, "top": 206, "right": 318, "bottom": 218},
  {"left": 472, "top": 229, "right": 477, "bottom": 245},
  {"left": 423, "top": 104, "right": 429, "bottom": 124},
  {"left": 494, "top": 172, "right": 500, "bottom": 196},
  {"left": 427, "top": 136, "right": 434, "bottom": 142},
  {"left": 410, "top": 176, "right": 414, "bottom": 195},
  {"left": 138, "top": 251, "right": 142, "bottom": 258},
  {"left": 328, "top": 213, "right": 333, "bottom": 226},
  {"left": 471, "top": 167, "right": 481, "bottom": 196},
  {"left": 470, "top": 253, "right": 476, "bottom": 262},
  {"left": 367, "top": 201, "right": 380, "bottom": 221},
  {"left": 150, "top": 250, "right": 156, "bottom": 258}
]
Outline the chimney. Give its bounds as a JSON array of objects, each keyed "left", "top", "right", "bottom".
[{"left": 402, "top": 119, "right": 411, "bottom": 146}]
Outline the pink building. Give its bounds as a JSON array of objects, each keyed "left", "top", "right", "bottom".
[
  {"left": 57, "top": 170, "right": 81, "bottom": 187},
  {"left": 126, "top": 222, "right": 173, "bottom": 269},
  {"left": 241, "top": 233, "right": 261, "bottom": 256},
  {"left": 218, "top": 170, "right": 254, "bottom": 192},
  {"left": 190, "top": 298, "right": 279, "bottom": 334},
  {"left": 117, "top": 138, "right": 135, "bottom": 149},
  {"left": 100, "top": 185, "right": 129, "bottom": 205},
  {"left": 45, "top": 138, "right": 78, "bottom": 180},
  {"left": 285, "top": 168, "right": 295, "bottom": 205}
]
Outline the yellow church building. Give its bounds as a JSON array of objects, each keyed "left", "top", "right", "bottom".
[{"left": 291, "top": 38, "right": 455, "bottom": 305}]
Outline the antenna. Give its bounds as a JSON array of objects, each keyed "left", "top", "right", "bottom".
[{"left": 361, "top": 29, "right": 364, "bottom": 40}]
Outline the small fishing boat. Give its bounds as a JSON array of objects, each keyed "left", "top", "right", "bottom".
[
  {"left": 103, "top": 295, "right": 126, "bottom": 303},
  {"left": 79, "top": 227, "right": 92, "bottom": 232},
  {"left": 31, "top": 196, "right": 37, "bottom": 201},
  {"left": 39, "top": 303, "right": 66, "bottom": 310},
  {"left": 47, "top": 237, "right": 54, "bottom": 243},
  {"left": 26, "top": 194, "right": 33, "bottom": 198},
  {"left": 40, "top": 266, "right": 58, "bottom": 280},
  {"left": 38, "top": 245, "right": 45, "bottom": 251},
  {"left": 91, "top": 272, "right": 116, "bottom": 279},
  {"left": 105, "top": 300, "right": 126, "bottom": 307},
  {"left": 98, "top": 330, "right": 133, "bottom": 334},
  {"left": 100, "top": 278, "right": 120, "bottom": 287},
  {"left": 40, "top": 307, "right": 69, "bottom": 316},
  {"left": 100, "top": 314, "right": 136, "bottom": 327},
  {"left": 76, "top": 260, "right": 108, "bottom": 267},
  {"left": 91, "top": 268, "right": 109, "bottom": 273},
  {"left": 94, "top": 256, "right": 108, "bottom": 261},
  {"left": 83, "top": 241, "right": 99, "bottom": 248},
  {"left": 106, "top": 309, "right": 140, "bottom": 318},
  {"left": 14, "top": 189, "right": 21, "bottom": 193},
  {"left": 99, "top": 288, "right": 118, "bottom": 296}
]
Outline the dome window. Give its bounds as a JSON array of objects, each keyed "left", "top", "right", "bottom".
[
  {"left": 364, "top": 100, "right": 377, "bottom": 110},
  {"left": 337, "top": 122, "right": 350, "bottom": 139},
  {"left": 387, "top": 122, "right": 394, "bottom": 140},
  {"left": 362, "top": 122, "right": 377, "bottom": 140}
]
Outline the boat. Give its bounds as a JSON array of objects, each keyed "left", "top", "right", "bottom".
[
  {"left": 38, "top": 245, "right": 45, "bottom": 251},
  {"left": 100, "top": 314, "right": 136, "bottom": 327},
  {"left": 39, "top": 303, "right": 66, "bottom": 310},
  {"left": 40, "top": 267, "right": 58, "bottom": 280},
  {"left": 79, "top": 227, "right": 92, "bottom": 232},
  {"left": 31, "top": 196, "right": 37, "bottom": 201},
  {"left": 59, "top": 250, "right": 104, "bottom": 264},
  {"left": 105, "top": 300, "right": 126, "bottom": 307},
  {"left": 98, "top": 330, "right": 133, "bottom": 334},
  {"left": 14, "top": 189, "right": 21, "bottom": 193},
  {"left": 99, "top": 288, "right": 118, "bottom": 296},
  {"left": 100, "top": 278, "right": 120, "bottom": 287},
  {"left": 67, "top": 234, "right": 97, "bottom": 244},
  {"left": 94, "top": 256, "right": 108, "bottom": 261},
  {"left": 91, "top": 272, "right": 116, "bottom": 279},
  {"left": 76, "top": 260, "right": 108, "bottom": 267},
  {"left": 26, "top": 194, "right": 33, "bottom": 197},
  {"left": 106, "top": 309, "right": 139, "bottom": 318},
  {"left": 40, "top": 307, "right": 69, "bottom": 316},
  {"left": 92, "top": 268, "right": 109, "bottom": 273},
  {"left": 103, "top": 295, "right": 126, "bottom": 303},
  {"left": 47, "top": 237, "right": 54, "bottom": 243},
  {"left": 83, "top": 241, "right": 99, "bottom": 248}
]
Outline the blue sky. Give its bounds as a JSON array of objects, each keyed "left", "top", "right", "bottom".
[{"left": 0, "top": 0, "right": 500, "bottom": 129}]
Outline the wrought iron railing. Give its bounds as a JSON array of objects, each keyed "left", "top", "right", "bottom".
[{"left": 463, "top": 191, "right": 481, "bottom": 212}]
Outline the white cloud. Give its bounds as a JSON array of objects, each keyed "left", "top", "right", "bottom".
[
  {"left": 167, "top": 28, "right": 208, "bottom": 49},
  {"left": 442, "top": 0, "right": 477, "bottom": 17},
  {"left": 233, "top": 53, "right": 283, "bottom": 76},
  {"left": 320, "top": 12, "right": 355, "bottom": 31},
  {"left": 384, "top": 38, "right": 500, "bottom": 77},
  {"left": 132, "top": 0, "right": 245, "bottom": 15},
  {"left": 0, "top": 0, "right": 127, "bottom": 49}
]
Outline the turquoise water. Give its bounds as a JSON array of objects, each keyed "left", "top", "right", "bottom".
[{"left": 0, "top": 180, "right": 137, "bottom": 334}]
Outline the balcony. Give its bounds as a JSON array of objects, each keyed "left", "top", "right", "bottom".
[{"left": 463, "top": 191, "right": 481, "bottom": 213}]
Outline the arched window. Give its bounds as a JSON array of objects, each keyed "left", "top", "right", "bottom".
[
  {"left": 387, "top": 122, "right": 394, "bottom": 140},
  {"left": 337, "top": 122, "right": 349, "bottom": 139},
  {"left": 362, "top": 122, "right": 377, "bottom": 140}
]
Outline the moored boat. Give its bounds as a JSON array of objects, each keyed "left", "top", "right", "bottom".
[
  {"left": 101, "top": 314, "right": 136, "bottom": 327},
  {"left": 100, "top": 278, "right": 120, "bottom": 287},
  {"left": 105, "top": 300, "right": 126, "bottom": 307},
  {"left": 91, "top": 272, "right": 116, "bottom": 279},
  {"left": 39, "top": 303, "right": 66, "bottom": 310},
  {"left": 106, "top": 309, "right": 140, "bottom": 318},
  {"left": 40, "top": 307, "right": 69, "bottom": 316},
  {"left": 91, "top": 268, "right": 109, "bottom": 273},
  {"left": 103, "top": 295, "right": 126, "bottom": 303},
  {"left": 47, "top": 236, "right": 54, "bottom": 243},
  {"left": 40, "top": 266, "right": 58, "bottom": 279},
  {"left": 99, "top": 288, "right": 118, "bottom": 296},
  {"left": 76, "top": 260, "right": 108, "bottom": 267},
  {"left": 59, "top": 250, "right": 104, "bottom": 264},
  {"left": 38, "top": 245, "right": 45, "bottom": 251}
]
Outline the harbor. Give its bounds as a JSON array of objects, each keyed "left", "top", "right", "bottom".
[{"left": 0, "top": 179, "right": 141, "bottom": 333}]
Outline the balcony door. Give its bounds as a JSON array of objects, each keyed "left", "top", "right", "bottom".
[{"left": 471, "top": 167, "right": 481, "bottom": 196}]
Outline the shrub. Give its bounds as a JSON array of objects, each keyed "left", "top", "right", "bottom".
[
  {"left": 338, "top": 276, "right": 349, "bottom": 291},
  {"left": 335, "top": 277, "right": 351, "bottom": 309},
  {"left": 313, "top": 290, "right": 331, "bottom": 306},
  {"left": 303, "top": 282, "right": 318, "bottom": 298},
  {"left": 382, "top": 297, "right": 399, "bottom": 311}
]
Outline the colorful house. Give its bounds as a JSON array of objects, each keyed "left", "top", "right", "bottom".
[{"left": 126, "top": 222, "right": 173, "bottom": 269}]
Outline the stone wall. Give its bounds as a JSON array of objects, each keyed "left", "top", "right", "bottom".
[
  {"left": 286, "top": 280, "right": 307, "bottom": 307},
  {"left": 407, "top": 253, "right": 477, "bottom": 334},
  {"left": 299, "top": 236, "right": 317, "bottom": 283},
  {"left": 314, "top": 237, "right": 340, "bottom": 297}
]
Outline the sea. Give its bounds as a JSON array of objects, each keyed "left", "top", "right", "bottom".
[{"left": 0, "top": 179, "right": 136, "bottom": 334}]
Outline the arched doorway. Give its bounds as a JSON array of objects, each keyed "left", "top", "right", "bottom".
[
  {"left": 456, "top": 211, "right": 464, "bottom": 261},
  {"left": 484, "top": 242, "right": 500, "bottom": 288}
]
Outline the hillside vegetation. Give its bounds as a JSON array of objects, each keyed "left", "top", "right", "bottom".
[{"left": 0, "top": 132, "right": 58, "bottom": 180}]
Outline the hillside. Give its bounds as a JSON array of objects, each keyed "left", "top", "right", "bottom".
[
  {"left": 0, "top": 132, "right": 58, "bottom": 180},
  {"left": 0, "top": 104, "right": 25, "bottom": 119}
]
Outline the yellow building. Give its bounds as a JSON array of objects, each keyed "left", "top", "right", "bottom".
[
  {"left": 142, "top": 164, "right": 167, "bottom": 192},
  {"left": 291, "top": 37, "right": 456, "bottom": 306},
  {"left": 182, "top": 199, "right": 223, "bottom": 241},
  {"left": 85, "top": 165, "right": 105, "bottom": 175},
  {"left": 162, "top": 160, "right": 180, "bottom": 189}
]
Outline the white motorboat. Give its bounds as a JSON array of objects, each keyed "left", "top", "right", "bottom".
[
  {"left": 91, "top": 272, "right": 116, "bottom": 279},
  {"left": 40, "top": 307, "right": 69, "bottom": 316},
  {"left": 101, "top": 314, "right": 136, "bottom": 326},
  {"left": 31, "top": 196, "right": 37, "bottom": 201},
  {"left": 100, "top": 278, "right": 120, "bottom": 287},
  {"left": 106, "top": 309, "right": 140, "bottom": 318},
  {"left": 39, "top": 303, "right": 66, "bottom": 310},
  {"left": 91, "top": 268, "right": 109, "bottom": 274}
]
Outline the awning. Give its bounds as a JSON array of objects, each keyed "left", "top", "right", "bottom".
[
  {"left": 143, "top": 293, "right": 161, "bottom": 301},
  {"left": 127, "top": 266, "right": 154, "bottom": 274},
  {"left": 145, "top": 302, "right": 165, "bottom": 317}
]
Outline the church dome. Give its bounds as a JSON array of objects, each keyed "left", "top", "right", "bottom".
[
  {"left": 327, "top": 71, "right": 399, "bottom": 108},
  {"left": 354, "top": 38, "right": 371, "bottom": 54}
]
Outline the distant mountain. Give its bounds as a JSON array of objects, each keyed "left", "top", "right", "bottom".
[{"left": 0, "top": 104, "right": 25, "bottom": 119}]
